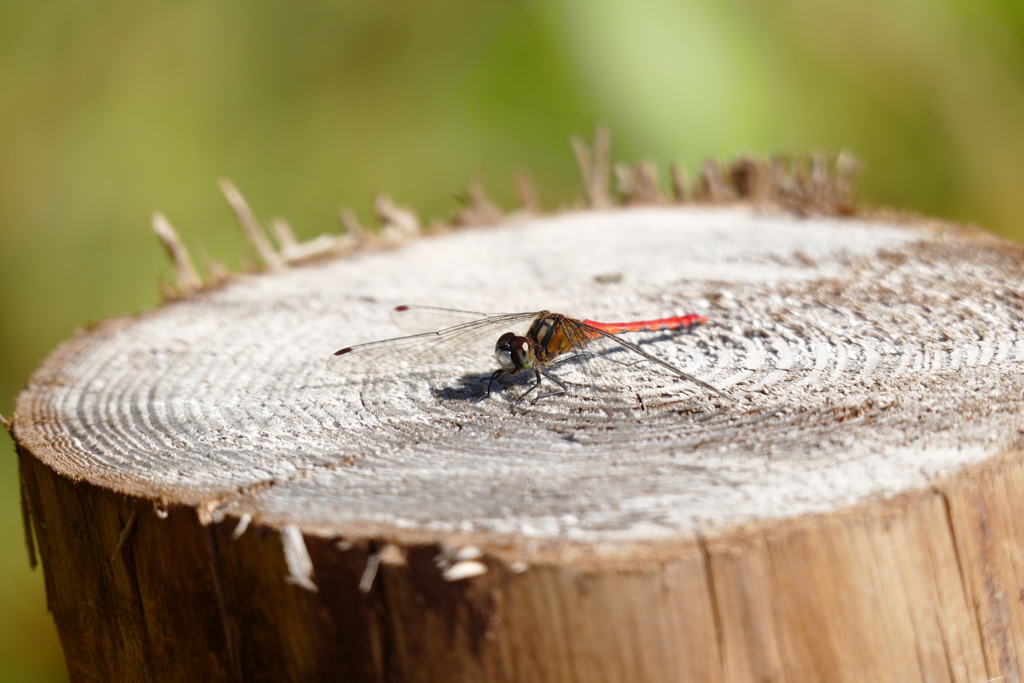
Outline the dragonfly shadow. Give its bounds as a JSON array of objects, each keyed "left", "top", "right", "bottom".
[
  {"left": 430, "top": 370, "right": 555, "bottom": 407},
  {"left": 431, "top": 372, "right": 503, "bottom": 403}
]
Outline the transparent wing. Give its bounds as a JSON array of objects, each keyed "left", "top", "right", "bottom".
[
  {"left": 550, "top": 316, "right": 614, "bottom": 391},
  {"left": 327, "top": 311, "right": 539, "bottom": 376},
  {"left": 571, "top": 320, "right": 728, "bottom": 398},
  {"left": 389, "top": 305, "right": 517, "bottom": 334}
]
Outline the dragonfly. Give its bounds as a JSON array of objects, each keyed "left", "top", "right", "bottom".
[{"left": 327, "top": 306, "right": 726, "bottom": 403}]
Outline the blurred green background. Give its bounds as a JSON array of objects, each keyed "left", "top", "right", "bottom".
[{"left": 4, "top": 1, "right": 1024, "bottom": 679}]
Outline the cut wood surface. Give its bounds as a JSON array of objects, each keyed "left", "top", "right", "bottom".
[{"left": 14, "top": 200, "right": 1024, "bottom": 682}]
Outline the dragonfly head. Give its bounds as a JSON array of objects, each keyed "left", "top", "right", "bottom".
[{"left": 495, "top": 332, "right": 535, "bottom": 374}]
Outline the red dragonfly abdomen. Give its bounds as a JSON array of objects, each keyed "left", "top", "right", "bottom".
[
  {"left": 582, "top": 314, "right": 707, "bottom": 335},
  {"left": 526, "top": 313, "right": 709, "bottom": 366}
]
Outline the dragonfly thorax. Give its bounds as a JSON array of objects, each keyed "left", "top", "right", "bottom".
[
  {"left": 495, "top": 332, "right": 536, "bottom": 374},
  {"left": 525, "top": 313, "right": 579, "bottom": 363}
]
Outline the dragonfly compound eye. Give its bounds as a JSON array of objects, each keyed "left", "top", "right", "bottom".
[
  {"left": 510, "top": 336, "right": 535, "bottom": 370},
  {"left": 495, "top": 332, "right": 519, "bottom": 373},
  {"left": 494, "top": 332, "right": 535, "bottom": 373}
]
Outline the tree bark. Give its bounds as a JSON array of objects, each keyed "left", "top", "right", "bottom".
[{"left": 13, "top": 192, "right": 1024, "bottom": 681}]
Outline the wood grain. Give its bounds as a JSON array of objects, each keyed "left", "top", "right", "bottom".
[{"left": 14, "top": 204, "right": 1024, "bottom": 682}]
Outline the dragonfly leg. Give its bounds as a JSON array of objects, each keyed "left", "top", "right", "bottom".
[
  {"left": 510, "top": 367, "right": 567, "bottom": 407},
  {"left": 486, "top": 369, "right": 504, "bottom": 396},
  {"left": 535, "top": 368, "right": 568, "bottom": 400},
  {"left": 511, "top": 369, "right": 543, "bottom": 407}
]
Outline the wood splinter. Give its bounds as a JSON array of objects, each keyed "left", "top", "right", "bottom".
[
  {"left": 571, "top": 126, "right": 613, "bottom": 209},
  {"left": 151, "top": 213, "right": 202, "bottom": 295},
  {"left": 218, "top": 179, "right": 285, "bottom": 271}
]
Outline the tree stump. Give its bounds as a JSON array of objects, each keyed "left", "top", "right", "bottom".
[{"left": 13, "top": 164, "right": 1024, "bottom": 682}]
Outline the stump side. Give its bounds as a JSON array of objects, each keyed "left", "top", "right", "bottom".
[{"left": 23, "top": 439, "right": 1024, "bottom": 682}]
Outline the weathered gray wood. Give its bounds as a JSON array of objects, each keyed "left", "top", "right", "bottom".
[{"left": 14, "top": 200, "right": 1024, "bottom": 682}]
